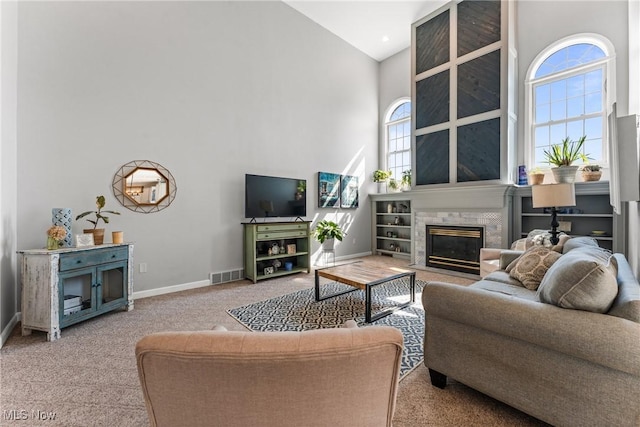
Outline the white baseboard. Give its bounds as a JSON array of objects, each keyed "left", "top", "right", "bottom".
[
  {"left": 0, "top": 312, "right": 20, "bottom": 349},
  {"left": 132, "top": 279, "right": 212, "bottom": 300}
]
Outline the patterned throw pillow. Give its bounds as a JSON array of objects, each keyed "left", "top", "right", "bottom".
[{"left": 508, "top": 246, "right": 562, "bottom": 290}]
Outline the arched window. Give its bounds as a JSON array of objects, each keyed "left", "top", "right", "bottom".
[
  {"left": 385, "top": 100, "right": 411, "bottom": 184},
  {"left": 525, "top": 35, "right": 615, "bottom": 168}
]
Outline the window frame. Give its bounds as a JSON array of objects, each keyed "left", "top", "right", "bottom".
[
  {"left": 383, "top": 98, "right": 412, "bottom": 184},
  {"left": 524, "top": 34, "right": 616, "bottom": 170}
]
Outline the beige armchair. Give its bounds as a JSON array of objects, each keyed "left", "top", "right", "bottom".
[{"left": 136, "top": 323, "right": 404, "bottom": 427}]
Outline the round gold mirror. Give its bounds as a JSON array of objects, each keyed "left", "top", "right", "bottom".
[{"left": 113, "top": 160, "right": 177, "bottom": 213}]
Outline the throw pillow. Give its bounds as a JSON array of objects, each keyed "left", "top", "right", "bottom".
[
  {"left": 537, "top": 247, "right": 618, "bottom": 313},
  {"left": 508, "top": 246, "right": 562, "bottom": 290},
  {"left": 562, "top": 236, "right": 599, "bottom": 254}
]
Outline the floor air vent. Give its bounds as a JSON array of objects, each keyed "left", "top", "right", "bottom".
[{"left": 210, "top": 269, "right": 244, "bottom": 285}]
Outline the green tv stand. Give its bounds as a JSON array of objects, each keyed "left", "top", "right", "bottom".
[{"left": 243, "top": 221, "right": 311, "bottom": 283}]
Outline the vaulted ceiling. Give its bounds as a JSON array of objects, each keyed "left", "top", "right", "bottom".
[{"left": 283, "top": 1, "right": 448, "bottom": 62}]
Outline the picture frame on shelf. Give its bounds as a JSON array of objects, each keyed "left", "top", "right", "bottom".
[{"left": 75, "top": 233, "right": 94, "bottom": 247}]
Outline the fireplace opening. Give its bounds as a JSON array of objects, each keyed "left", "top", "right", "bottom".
[{"left": 426, "top": 225, "right": 484, "bottom": 275}]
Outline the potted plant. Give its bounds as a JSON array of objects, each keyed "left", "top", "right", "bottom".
[
  {"left": 312, "top": 220, "right": 344, "bottom": 251},
  {"left": 543, "top": 136, "right": 590, "bottom": 183},
  {"left": 76, "top": 195, "right": 120, "bottom": 245},
  {"left": 295, "top": 180, "right": 306, "bottom": 200},
  {"left": 528, "top": 167, "right": 546, "bottom": 185},
  {"left": 388, "top": 178, "right": 401, "bottom": 192},
  {"left": 580, "top": 164, "right": 602, "bottom": 182},
  {"left": 372, "top": 169, "right": 392, "bottom": 193},
  {"left": 401, "top": 169, "right": 412, "bottom": 191}
]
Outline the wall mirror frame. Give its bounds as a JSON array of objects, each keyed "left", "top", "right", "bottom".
[{"left": 113, "top": 160, "right": 177, "bottom": 213}]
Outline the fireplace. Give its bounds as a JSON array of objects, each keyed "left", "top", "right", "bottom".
[{"left": 426, "top": 225, "right": 484, "bottom": 275}]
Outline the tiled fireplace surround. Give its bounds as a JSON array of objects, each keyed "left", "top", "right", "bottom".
[{"left": 409, "top": 185, "right": 514, "bottom": 268}]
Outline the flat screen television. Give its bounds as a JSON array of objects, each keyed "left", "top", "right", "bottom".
[{"left": 245, "top": 174, "right": 306, "bottom": 219}]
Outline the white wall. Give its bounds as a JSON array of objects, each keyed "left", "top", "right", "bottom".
[
  {"left": 378, "top": 47, "right": 411, "bottom": 169},
  {"left": 15, "top": 1, "right": 379, "bottom": 294},
  {"left": 1, "top": 1, "right": 19, "bottom": 344}
]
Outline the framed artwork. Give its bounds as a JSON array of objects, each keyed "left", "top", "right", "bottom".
[
  {"left": 340, "top": 175, "right": 359, "bottom": 208},
  {"left": 75, "top": 233, "right": 94, "bottom": 247},
  {"left": 318, "top": 172, "right": 340, "bottom": 208}
]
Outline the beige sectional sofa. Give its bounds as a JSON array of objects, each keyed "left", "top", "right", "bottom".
[{"left": 423, "top": 237, "right": 640, "bottom": 427}]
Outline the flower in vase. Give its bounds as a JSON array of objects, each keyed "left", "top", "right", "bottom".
[{"left": 46, "top": 225, "right": 67, "bottom": 249}]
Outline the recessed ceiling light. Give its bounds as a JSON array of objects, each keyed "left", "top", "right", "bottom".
[{"left": 382, "top": 36, "right": 390, "bottom": 43}]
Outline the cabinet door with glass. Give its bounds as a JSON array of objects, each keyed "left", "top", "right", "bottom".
[{"left": 59, "top": 261, "right": 128, "bottom": 328}]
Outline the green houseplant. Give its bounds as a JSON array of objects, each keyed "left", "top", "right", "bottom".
[
  {"left": 312, "top": 220, "right": 344, "bottom": 250},
  {"left": 76, "top": 195, "right": 120, "bottom": 245},
  {"left": 401, "top": 169, "right": 412, "bottom": 191},
  {"left": 372, "top": 170, "right": 392, "bottom": 183},
  {"left": 580, "top": 164, "right": 602, "bottom": 182},
  {"left": 372, "top": 169, "right": 392, "bottom": 193},
  {"left": 543, "top": 136, "right": 590, "bottom": 183}
]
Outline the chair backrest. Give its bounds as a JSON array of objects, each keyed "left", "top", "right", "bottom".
[{"left": 136, "top": 326, "right": 403, "bottom": 427}]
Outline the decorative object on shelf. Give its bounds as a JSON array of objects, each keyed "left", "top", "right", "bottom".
[
  {"left": 264, "top": 266, "right": 274, "bottom": 275},
  {"left": 112, "top": 231, "right": 124, "bottom": 244},
  {"left": 112, "top": 160, "right": 177, "bottom": 214},
  {"left": 532, "top": 183, "right": 576, "bottom": 245},
  {"left": 543, "top": 136, "right": 590, "bottom": 183},
  {"left": 284, "top": 262, "right": 293, "bottom": 271},
  {"left": 75, "top": 195, "right": 120, "bottom": 245},
  {"left": 394, "top": 216, "right": 403, "bottom": 225},
  {"left": 52, "top": 208, "right": 73, "bottom": 247},
  {"left": 312, "top": 219, "right": 344, "bottom": 251},
  {"left": 372, "top": 169, "right": 392, "bottom": 193},
  {"left": 271, "top": 242, "right": 280, "bottom": 255},
  {"left": 388, "top": 178, "right": 401, "bottom": 193},
  {"left": 286, "top": 244, "right": 296, "bottom": 254},
  {"left": 46, "top": 225, "right": 67, "bottom": 250},
  {"left": 591, "top": 230, "right": 607, "bottom": 236},
  {"left": 580, "top": 164, "right": 602, "bottom": 182},
  {"left": 318, "top": 172, "right": 341, "bottom": 208},
  {"left": 401, "top": 169, "right": 412, "bottom": 191},
  {"left": 528, "top": 167, "right": 546, "bottom": 185},
  {"left": 75, "top": 233, "right": 94, "bottom": 247},
  {"left": 387, "top": 203, "right": 393, "bottom": 213},
  {"left": 340, "top": 175, "right": 359, "bottom": 208},
  {"left": 518, "top": 165, "right": 528, "bottom": 185}
]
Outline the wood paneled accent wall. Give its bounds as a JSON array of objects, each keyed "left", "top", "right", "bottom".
[{"left": 412, "top": 0, "right": 517, "bottom": 186}]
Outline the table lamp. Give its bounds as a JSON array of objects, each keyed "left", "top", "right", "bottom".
[{"left": 531, "top": 183, "right": 576, "bottom": 245}]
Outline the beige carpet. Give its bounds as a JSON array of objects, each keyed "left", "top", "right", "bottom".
[{"left": 0, "top": 255, "right": 548, "bottom": 426}]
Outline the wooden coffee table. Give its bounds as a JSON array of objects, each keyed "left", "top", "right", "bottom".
[{"left": 314, "top": 262, "right": 416, "bottom": 323}]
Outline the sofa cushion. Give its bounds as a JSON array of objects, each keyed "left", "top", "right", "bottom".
[
  {"left": 562, "top": 236, "right": 599, "bottom": 254},
  {"left": 483, "top": 270, "right": 527, "bottom": 287},
  {"left": 471, "top": 279, "right": 539, "bottom": 301},
  {"left": 608, "top": 253, "right": 640, "bottom": 323},
  {"left": 537, "top": 247, "right": 618, "bottom": 313},
  {"left": 508, "top": 246, "right": 562, "bottom": 290}
]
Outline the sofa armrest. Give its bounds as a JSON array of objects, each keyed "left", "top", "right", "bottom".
[
  {"left": 498, "top": 250, "right": 523, "bottom": 269},
  {"left": 423, "top": 281, "right": 640, "bottom": 376}
]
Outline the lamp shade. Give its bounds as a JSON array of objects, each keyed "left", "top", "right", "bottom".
[{"left": 531, "top": 183, "right": 576, "bottom": 208}]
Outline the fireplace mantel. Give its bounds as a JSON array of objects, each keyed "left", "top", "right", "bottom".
[{"left": 409, "top": 184, "right": 515, "bottom": 210}]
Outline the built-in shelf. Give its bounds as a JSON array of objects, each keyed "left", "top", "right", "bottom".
[
  {"left": 513, "top": 181, "right": 624, "bottom": 252},
  {"left": 371, "top": 198, "right": 412, "bottom": 259}
]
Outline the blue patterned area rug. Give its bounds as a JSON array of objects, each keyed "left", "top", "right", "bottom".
[{"left": 227, "top": 278, "right": 426, "bottom": 379}]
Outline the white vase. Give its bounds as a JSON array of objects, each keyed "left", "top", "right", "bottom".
[
  {"left": 322, "top": 239, "right": 335, "bottom": 251},
  {"left": 551, "top": 166, "right": 579, "bottom": 183}
]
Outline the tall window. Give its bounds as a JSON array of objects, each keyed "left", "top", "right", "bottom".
[
  {"left": 527, "top": 36, "right": 615, "bottom": 168},
  {"left": 386, "top": 100, "right": 411, "bottom": 183}
]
